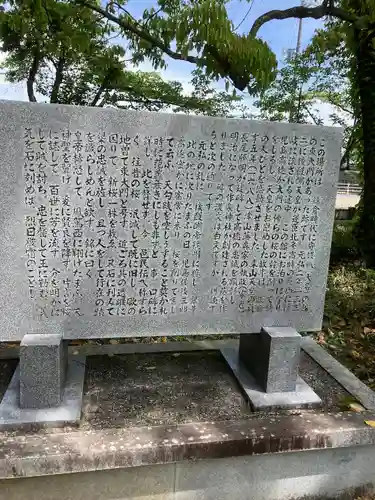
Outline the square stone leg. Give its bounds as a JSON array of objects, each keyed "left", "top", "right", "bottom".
[
  {"left": 20, "top": 333, "right": 67, "bottom": 409},
  {"left": 239, "top": 327, "right": 301, "bottom": 393},
  {"left": 221, "top": 327, "right": 321, "bottom": 410}
]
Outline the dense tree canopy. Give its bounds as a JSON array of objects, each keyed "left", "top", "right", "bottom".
[
  {"left": 255, "top": 47, "right": 357, "bottom": 172},
  {"left": 0, "top": 0, "right": 240, "bottom": 115}
]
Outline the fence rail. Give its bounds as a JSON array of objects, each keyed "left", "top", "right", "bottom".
[{"left": 337, "top": 183, "right": 362, "bottom": 195}]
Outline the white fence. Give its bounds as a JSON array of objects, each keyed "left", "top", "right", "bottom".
[{"left": 337, "top": 183, "right": 362, "bottom": 195}]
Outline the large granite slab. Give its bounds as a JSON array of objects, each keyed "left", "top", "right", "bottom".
[{"left": 0, "top": 101, "right": 342, "bottom": 340}]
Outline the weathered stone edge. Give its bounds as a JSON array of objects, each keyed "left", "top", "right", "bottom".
[
  {"left": 0, "top": 339, "right": 238, "bottom": 359},
  {"left": 301, "top": 337, "right": 375, "bottom": 411},
  {"left": 1, "top": 411, "right": 375, "bottom": 479}
]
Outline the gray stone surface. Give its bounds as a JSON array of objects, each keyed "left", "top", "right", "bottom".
[
  {"left": 298, "top": 351, "right": 352, "bottom": 411},
  {"left": 301, "top": 336, "right": 375, "bottom": 411},
  {"left": 0, "top": 101, "right": 342, "bottom": 340},
  {"left": 81, "top": 351, "right": 253, "bottom": 428},
  {"left": 173, "top": 447, "right": 375, "bottom": 500},
  {"left": 20, "top": 333, "right": 67, "bottom": 408},
  {"left": 0, "top": 464, "right": 176, "bottom": 500},
  {"left": 222, "top": 346, "right": 321, "bottom": 410},
  {"left": 2, "top": 438, "right": 375, "bottom": 500},
  {"left": 2, "top": 447, "right": 375, "bottom": 500},
  {"left": 0, "top": 347, "right": 374, "bottom": 480},
  {"left": 239, "top": 327, "right": 301, "bottom": 393},
  {"left": 0, "top": 355, "right": 85, "bottom": 429}
]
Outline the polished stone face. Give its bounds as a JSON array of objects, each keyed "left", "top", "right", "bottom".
[{"left": 0, "top": 101, "right": 342, "bottom": 339}]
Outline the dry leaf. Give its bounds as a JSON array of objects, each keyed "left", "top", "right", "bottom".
[
  {"left": 316, "top": 332, "right": 326, "bottom": 344},
  {"left": 364, "top": 420, "right": 375, "bottom": 427},
  {"left": 349, "top": 402, "right": 366, "bottom": 412}
]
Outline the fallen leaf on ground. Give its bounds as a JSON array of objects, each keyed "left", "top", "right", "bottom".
[
  {"left": 364, "top": 420, "right": 375, "bottom": 427},
  {"left": 349, "top": 402, "right": 366, "bottom": 412},
  {"left": 350, "top": 349, "right": 361, "bottom": 359},
  {"left": 316, "top": 332, "right": 326, "bottom": 344}
]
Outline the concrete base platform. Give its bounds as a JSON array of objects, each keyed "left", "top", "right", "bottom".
[
  {"left": 0, "top": 356, "right": 86, "bottom": 430},
  {"left": 221, "top": 347, "right": 321, "bottom": 410},
  {"left": 1, "top": 446, "right": 375, "bottom": 500},
  {"left": 1, "top": 341, "right": 375, "bottom": 500}
]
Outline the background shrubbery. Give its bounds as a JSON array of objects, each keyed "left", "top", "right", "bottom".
[{"left": 330, "top": 219, "right": 361, "bottom": 265}]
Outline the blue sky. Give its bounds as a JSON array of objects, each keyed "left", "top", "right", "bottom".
[{"left": 0, "top": 0, "right": 324, "bottom": 103}]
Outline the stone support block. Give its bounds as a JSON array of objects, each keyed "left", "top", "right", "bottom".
[
  {"left": 20, "top": 333, "right": 67, "bottom": 409},
  {"left": 239, "top": 327, "right": 301, "bottom": 393}
]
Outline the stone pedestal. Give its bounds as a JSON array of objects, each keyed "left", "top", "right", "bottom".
[
  {"left": 239, "top": 327, "right": 301, "bottom": 393},
  {"left": 0, "top": 333, "right": 86, "bottom": 430},
  {"left": 221, "top": 328, "right": 321, "bottom": 410},
  {"left": 20, "top": 333, "right": 68, "bottom": 409}
]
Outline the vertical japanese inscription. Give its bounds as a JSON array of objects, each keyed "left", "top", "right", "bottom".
[{"left": 22, "top": 126, "right": 327, "bottom": 320}]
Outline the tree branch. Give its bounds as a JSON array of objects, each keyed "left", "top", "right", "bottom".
[
  {"left": 114, "top": 1, "right": 138, "bottom": 23},
  {"left": 50, "top": 55, "right": 65, "bottom": 103},
  {"left": 250, "top": 4, "right": 359, "bottom": 37},
  {"left": 27, "top": 52, "right": 40, "bottom": 103},
  {"left": 112, "top": 84, "right": 207, "bottom": 111},
  {"left": 143, "top": 6, "right": 163, "bottom": 26},
  {"left": 90, "top": 75, "right": 110, "bottom": 107},
  {"left": 74, "top": 0, "right": 200, "bottom": 65},
  {"left": 303, "top": 104, "right": 322, "bottom": 126},
  {"left": 116, "top": 96, "right": 203, "bottom": 111},
  {"left": 329, "top": 100, "right": 354, "bottom": 116},
  {"left": 340, "top": 119, "right": 359, "bottom": 169}
]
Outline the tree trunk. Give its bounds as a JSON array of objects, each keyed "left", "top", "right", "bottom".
[
  {"left": 27, "top": 52, "right": 40, "bottom": 102},
  {"left": 354, "top": 29, "right": 375, "bottom": 268},
  {"left": 50, "top": 56, "right": 64, "bottom": 104}
]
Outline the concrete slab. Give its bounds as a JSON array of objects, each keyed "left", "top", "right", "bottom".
[
  {"left": 2, "top": 411, "right": 375, "bottom": 480},
  {"left": 81, "top": 351, "right": 252, "bottom": 428},
  {"left": 0, "top": 355, "right": 86, "bottom": 430},
  {"left": 221, "top": 347, "right": 321, "bottom": 410}
]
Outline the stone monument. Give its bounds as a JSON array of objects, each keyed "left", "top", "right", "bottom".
[{"left": 0, "top": 101, "right": 342, "bottom": 426}]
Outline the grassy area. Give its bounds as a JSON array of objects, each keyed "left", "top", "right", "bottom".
[
  {"left": 316, "top": 264, "right": 375, "bottom": 389},
  {"left": 330, "top": 219, "right": 361, "bottom": 265},
  {"left": 315, "top": 218, "right": 375, "bottom": 389}
]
